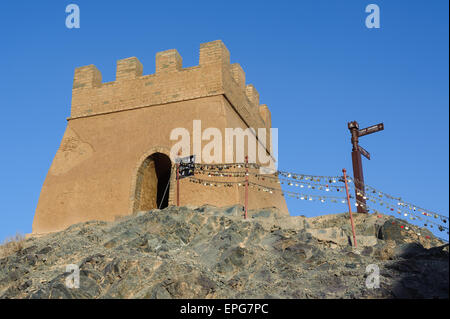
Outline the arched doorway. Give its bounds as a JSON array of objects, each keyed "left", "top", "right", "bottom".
[{"left": 133, "top": 152, "right": 171, "bottom": 212}]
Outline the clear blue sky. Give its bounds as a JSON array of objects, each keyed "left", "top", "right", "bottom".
[{"left": 0, "top": 0, "right": 448, "bottom": 241}]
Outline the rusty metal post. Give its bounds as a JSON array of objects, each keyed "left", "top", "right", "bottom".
[
  {"left": 343, "top": 168, "right": 358, "bottom": 248},
  {"left": 348, "top": 121, "right": 367, "bottom": 213},
  {"left": 176, "top": 163, "right": 180, "bottom": 207},
  {"left": 244, "top": 156, "right": 248, "bottom": 219},
  {"left": 351, "top": 150, "right": 366, "bottom": 213}
]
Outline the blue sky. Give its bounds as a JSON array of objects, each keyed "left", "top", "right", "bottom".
[{"left": 0, "top": 0, "right": 448, "bottom": 241}]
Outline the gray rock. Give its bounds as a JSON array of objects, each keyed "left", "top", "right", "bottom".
[{"left": 0, "top": 206, "right": 447, "bottom": 299}]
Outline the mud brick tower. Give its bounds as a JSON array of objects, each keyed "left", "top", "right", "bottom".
[{"left": 33, "top": 40, "right": 289, "bottom": 234}]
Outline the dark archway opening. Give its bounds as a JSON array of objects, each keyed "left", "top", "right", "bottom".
[{"left": 134, "top": 152, "right": 171, "bottom": 212}]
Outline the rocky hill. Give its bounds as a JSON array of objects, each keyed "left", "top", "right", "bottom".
[{"left": 0, "top": 205, "right": 448, "bottom": 299}]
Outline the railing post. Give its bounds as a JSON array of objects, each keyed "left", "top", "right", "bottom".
[
  {"left": 343, "top": 168, "right": 357, "bottom": 248},
  {"left": 176, "top": 163, "right": 180, "bottom": 207},
  {"left": 244, "top": 156, "right": 248, "bottom": 219}
]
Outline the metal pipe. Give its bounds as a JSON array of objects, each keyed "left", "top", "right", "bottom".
[
  {"left": 244, "top": 156, "right": 248, "bottom": 219},
  {"left": 176, "top": 163, "right": 180, "bottom": 206},
  {"left": 343, "top": 168, "right": 357, "bottom": 248}
]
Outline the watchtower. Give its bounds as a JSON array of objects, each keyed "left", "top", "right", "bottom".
[{"left": 33, "top": 40, "right": 288, "bottom": 234}]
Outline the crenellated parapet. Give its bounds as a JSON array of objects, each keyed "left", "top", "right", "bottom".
[{"left": 70, "top": 40, "right": 270, "bottom": 130}]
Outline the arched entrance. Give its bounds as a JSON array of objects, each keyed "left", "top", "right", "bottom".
[{"left": 133, "top": 152, "right": 171, "bottom": 212}]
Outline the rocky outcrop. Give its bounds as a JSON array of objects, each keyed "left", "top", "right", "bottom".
[{"left": 0, "top": 205, "right": 448, "bottom": 299}]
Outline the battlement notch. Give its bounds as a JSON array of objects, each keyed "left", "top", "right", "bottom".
[
  {"left": 245, "top": 84, "right": 260, "bottom": 106},
  {"left": 199, "top": 40, "right": 230, "bottom": 65},
  {"left": 116, "top": 57, "right": 143, "bottom": 81},
  {"left": 259, "top": 104, "right": 271, "bottom": 128},
  {"left": 231, "top": 63, "right": 246, "bottom": 90},
  {"left": 156, "top": 49, "right": 182, "bottom": 74},
  {"left": 73, "top": 65, "right": 102, "bottom": 89}
]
